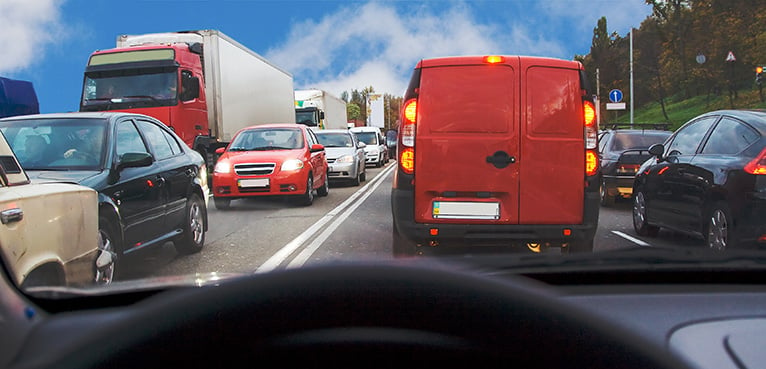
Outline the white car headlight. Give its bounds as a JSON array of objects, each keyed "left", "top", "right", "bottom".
[
  {"left": 336, "top": 155, "right": 354, "bottom": 163},
  {"left": 281, "top": 159, "right": 304, "bottom": 171},
  {"left": 214, "top": 160, "right": 231, "bottom": 174}
]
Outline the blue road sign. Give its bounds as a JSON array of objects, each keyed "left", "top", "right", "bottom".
[{"left": 609, "top": 89, "right": 623, "bottom": 103}]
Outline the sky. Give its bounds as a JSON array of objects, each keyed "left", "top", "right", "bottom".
[{"left": 0, "top": 0, "right": 653, "bottom": 113}]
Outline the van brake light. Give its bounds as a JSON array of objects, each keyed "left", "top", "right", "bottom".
[
  {"left": 400, "top": 148, "right": 415, "bottom": 174},
  {"left": 585, "top": 150, "right": 598, "bottom": 176},
  {"left": 484, "top": 55, "right": 505, "bottom": 64},
  {"left": 583, "top": 100, "right": 597, "bottom": 150},
  {"left": 745, "top": 147, "right": 766, "bottom": 175}
]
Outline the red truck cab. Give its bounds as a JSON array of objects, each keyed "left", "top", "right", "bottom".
[{"left": 80, "top": 43, "right": 207, "bottom": 152}]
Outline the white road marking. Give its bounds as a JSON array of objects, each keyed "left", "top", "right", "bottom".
[
  {"left": 611, "top": 230, "right": 651, "bottom": 247},
  {"left": 255, "top": 164, "right": 395, "bottom": 273}
]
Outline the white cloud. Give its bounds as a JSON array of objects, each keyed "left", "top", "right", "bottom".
[
  {"left": 0, "top": 0, "right": 63, "bottom": 74},
  {"left": 266, "top": 1, "right": 570, "bottom": 97}
]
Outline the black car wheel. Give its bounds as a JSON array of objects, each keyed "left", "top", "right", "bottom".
[
  {"left": 214, "top": 197, "right": 231, "bottom": 210},
  {"left": 633, "top": 191, "right": 659, "bottom": 237},
  {"left": 600, "top": 179, "right": 615, "bottom": 207},
  {"left": 706, "top": 202, "right": 735, "bottom": 251},
  {"left": 95, "top": 217, "right": 118, "bottom": 285},
  {"left": 317, "top": 173, "right": 329, "bottom": 197},
  {"left": 175, "top": 194, "right": 206, "bottom": 255},
  {"left": 298, "top": 175, "right": 314, "bottom": 206},
  {"left": 351, "top": 170, "right": 361, "bottom": 186},
  {"left": 360, "top": 169, "right": 366, "bottom": 182}
]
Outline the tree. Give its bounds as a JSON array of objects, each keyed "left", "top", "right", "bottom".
[{"left": 346, "top": 102, "right": 361, "bottom": 121}]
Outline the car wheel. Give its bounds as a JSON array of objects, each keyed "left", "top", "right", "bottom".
[
  {"left": 175, "top": 194, "right": 206, "bottom": 255},
  {"left": 297, "top": 175, "right": 314, "bottom": 206},
  {"left": 600, "top": 179, "right": 615, "bottom": 207},
  {"left": 360, "top": 169, "right": 366, "bottom": 182},
  {"left": 375, "top": 155, "right": 383, "bottom": 168},
  {"left": 317, "top": 173, "right": 329, "bottom": 197},
  {"left": 633, "top": 191, "right": 659, "bottom": 237},
  {"left": 95, "top": 216, "right": 118, "bottom": 285},
  {"left": 706, "top": 202, "right": 736, "bottom": 251},
  {"left": 392, "top": 221, "right": 417, "bottom": 258},
  {"left": 214, "top": 197, "right": 231, "bottom": 210}
]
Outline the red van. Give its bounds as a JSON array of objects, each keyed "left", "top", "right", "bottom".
[{"left": 391, "top": 55, "right": 600, "bottom": 256}]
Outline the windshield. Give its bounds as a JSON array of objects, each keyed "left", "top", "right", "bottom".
[
  {"left": 354, "top": 132, "right": 378, "bottom": 145},
  {"left": 82, "top": 70, "right": 177, "bottom": 105},
  {"left": 1, "top": 0, "right": 765, "bottom": 300},
  {"left": 0, "top": 118, "right": 107, "bottom": 170},
  {"left": 315, "top": 133, "right": 353, "bottom": 148}
]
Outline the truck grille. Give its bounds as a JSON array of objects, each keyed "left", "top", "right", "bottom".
[{"left": 234, "top": 163, "right": 276, "bottom": 176}]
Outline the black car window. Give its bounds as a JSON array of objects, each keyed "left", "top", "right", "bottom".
[
  {"left": 666, "top": 116, "right": 717, "bottom": 156},
  {"left": 136, "top": 120, "right": 174, "bottom": 160},
  {"left": 161, "top": 128, "right": 184, "bottom": 156},
  {"left": 701, "top": 117, "right": 760, "bottom": 155},
  {"left": 598, "top": 132, "right": 610, "bottom": 153},
  {"left": 116, "top": 120, "right": 149, "bottom": 156}
]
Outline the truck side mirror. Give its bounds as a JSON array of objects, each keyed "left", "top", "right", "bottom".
[{"left": 319, "top": 111, "right": 325, "bottom": 120}]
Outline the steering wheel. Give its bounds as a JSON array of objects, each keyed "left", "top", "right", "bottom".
[{"left": 42, "top": 263, "right": 692, "bottom": 369}]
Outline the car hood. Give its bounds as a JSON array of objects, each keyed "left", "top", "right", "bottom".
[
  {"left": 323, "top": 147, "right": 356, "bottom": 159},
  {"left": 221, "top": 149, "right": 304, "bottom": 164},
  {"left": 26, "top": 170, "right": 104, "bottom": 185}
]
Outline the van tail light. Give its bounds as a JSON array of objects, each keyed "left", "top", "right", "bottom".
[
  {"left": 583, "top": 100, "right": 597, "bottom": 150},
  {"left": 585, "top": 150, "right": 598, "bottom": 176},
  {"left": 399, "top": 99, "right": 418, "bottom": 175},
  {"left": 744, "top": 147, "right": 766, "bottom": 175}
]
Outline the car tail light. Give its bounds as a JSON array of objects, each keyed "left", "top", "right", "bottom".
[
  {"left": 585, "top": 150, "right": 598, "bottom": 176},
  {"left": 400, "top": 147, "right": 415, "bottom": 174},
  {"left": 617, "top": 164, "right": 640, "bottom": 174},
  {"left": 744, "top": 146, "right": 766, "bottom": 175}
]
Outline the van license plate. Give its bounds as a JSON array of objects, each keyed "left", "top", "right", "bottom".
[
  {"left": 239, "top": 178, "right": 269, "bottom": 188},
  {"left": 433, "top": 201, "right": 500, "bottom": 220}
]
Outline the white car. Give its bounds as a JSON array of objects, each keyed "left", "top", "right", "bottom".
[{"left": 349, "top": 126, "right": 388, "bottom": 167}]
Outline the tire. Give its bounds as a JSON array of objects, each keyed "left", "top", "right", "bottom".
[
  {"left": 392, "top": 221, "right": 417, "bottom": 258},
  {"left": 95, "top": 216, "right": 118, "bottom": 285},
  {"left": 214, "top": 197, "right": 231, "bottom": 210},
  {"left": 297, "top": 175, "right": 314, "bottom": 206},
  {"left": 21, "top": 264, "right": 65, "bottom": 289},
  {"left": 317, "top": 173, "right": 329, "bottom": 197},
  {"left": 567, "top": 238, "right": 594, "bottom": 253},
  {"left": 360, "top": 170, "right": 366, "bottom": 182},
  {"left": 351, "top": 172, "right": 361, "bottom": 186},
  {"left": 175, "top": 194, "right": 206, "bottom": 255},
  {"left": 633, "top": 191, "right": 659, "bottom": 237},
  {"left": 706, "top": 202, "right": 736, "bottom": 251},
  {"left": 375, "top": 154, "right": 383, "bottom": 168},
  {"left": 600, "top": 179, "right": 615, "bottom": 207}
]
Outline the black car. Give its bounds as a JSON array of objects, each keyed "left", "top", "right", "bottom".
[
  {"left": 0, "top": 112, "right": 209, "bottom": 283},
  {"left": 598, "top": 124, "right": 671, "bottom": 206},
  {"left": 632, "top": 110, "right": 766, "bottom": 250}
]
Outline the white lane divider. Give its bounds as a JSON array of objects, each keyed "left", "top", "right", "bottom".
[
  {"left": 611, "top": 230, "right": 651, "bottom": 247},
  {"left": 255, "top": 164, "right": 396, "bottom": 273}
]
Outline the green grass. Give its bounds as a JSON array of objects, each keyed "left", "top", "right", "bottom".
[{"left": 611, "top": 88, "right": 766, "bottom": 131}]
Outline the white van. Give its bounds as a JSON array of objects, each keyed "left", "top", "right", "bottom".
[{"left": 349, "top": 126, "right": 388, "bottom": 167}]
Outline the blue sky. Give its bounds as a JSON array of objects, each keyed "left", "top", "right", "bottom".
[{"left": 1, "top": 0, "right": 652, "bottom": 113}]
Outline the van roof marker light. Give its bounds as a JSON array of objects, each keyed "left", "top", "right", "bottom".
[{"left": 484, "top": 55, "right": 504, "bottom": 64}]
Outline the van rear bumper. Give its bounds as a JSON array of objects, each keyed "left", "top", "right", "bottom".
[{"left": 391, "top": 188, "right": 599, "bottom": 246}]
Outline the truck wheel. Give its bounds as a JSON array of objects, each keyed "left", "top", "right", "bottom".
[
  {"left": 214, "top": 197, "right": 231, "bottom": 210},
  {"left": 317, "top": 173, "right": 329, "bottom": 197},
  {"left": 175, "top": 194, "right": 206, "bottom": 255},
  {"left": 95, "top": 216, "right": 118, "bottom": 285}
]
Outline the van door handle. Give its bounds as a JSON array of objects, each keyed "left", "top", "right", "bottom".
[
  {"left": 486, "top": 151, "right": 516, "bottom": 169},
  {"left": 1, "top": 208, "right": 23, "bottom": 224}
]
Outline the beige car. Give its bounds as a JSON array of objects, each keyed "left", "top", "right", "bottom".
[{"left": 0, "top": 133, "right": 101, "bottom": 288}]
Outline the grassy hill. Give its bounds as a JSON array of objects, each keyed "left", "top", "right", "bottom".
[{"left": 610, "top": 87, "right": 766, "bottom": 131}]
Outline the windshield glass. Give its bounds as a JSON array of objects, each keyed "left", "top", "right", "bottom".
[
  {"left": 315, "top": 133, "right": 353, "bottom": 148},
  {"left": 82, "top": 70, "right": 178, "bottom": 103},
  {"left": 0, "top": 118, "right": 107, "bottom": 170},
  {"left": 0, "top": 0, "right": 764, "bottom": 300},
  {"left": 354, "top": 132, "right": 378, "bottom": 145}
]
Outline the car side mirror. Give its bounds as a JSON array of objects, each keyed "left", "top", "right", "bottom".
[
  {"left": 358, "top": 142, "right": 366, "bottom": 149},
  {"left": 117, "top": 152, "right": 154, "bottom": 171},
  {"left": 215, "top": 147, "right": 226, "bottom": 155},
  {"left": 310, "top": 144, "right": 325, "bottom": 153},
  {"left": 648, "top": 143, "right": 664, "bottom": 159}
]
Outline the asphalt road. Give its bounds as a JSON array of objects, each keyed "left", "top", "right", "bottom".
[{"left": 118, "top": 161, "right": 707, "bottom": 282}]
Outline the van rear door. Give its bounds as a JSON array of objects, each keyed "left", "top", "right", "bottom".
[
  {"left": 414, "top": 57, "right": 520, "bottom": 224},
  {"left": 518, "top": 59, "right": 585, "bottom": 224}
]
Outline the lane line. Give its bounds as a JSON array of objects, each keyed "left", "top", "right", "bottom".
[
  {"left": 287, "top": 164, "right": 394, "bottom": 268},
  {"left": 255, "top": 164, "right": 395, "bottom": 273},
  {"left": 611, "top": 230, "right": 651, "bottom": 247}
]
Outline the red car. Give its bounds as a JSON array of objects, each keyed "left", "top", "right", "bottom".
[{"left": 212, "top": 124, "right": 329, "bottom": 209}]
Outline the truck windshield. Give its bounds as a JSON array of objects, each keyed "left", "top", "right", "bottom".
[
  {"left": 296, "top": 110, "right": 319, "bottom": 126},
  {"left": 82, "top": 71, "right": 177, "bottom": 106}
]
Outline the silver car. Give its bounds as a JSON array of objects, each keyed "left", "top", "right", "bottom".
[{"left": 314, "top": 129, "right": 367, "bottom": 186}]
